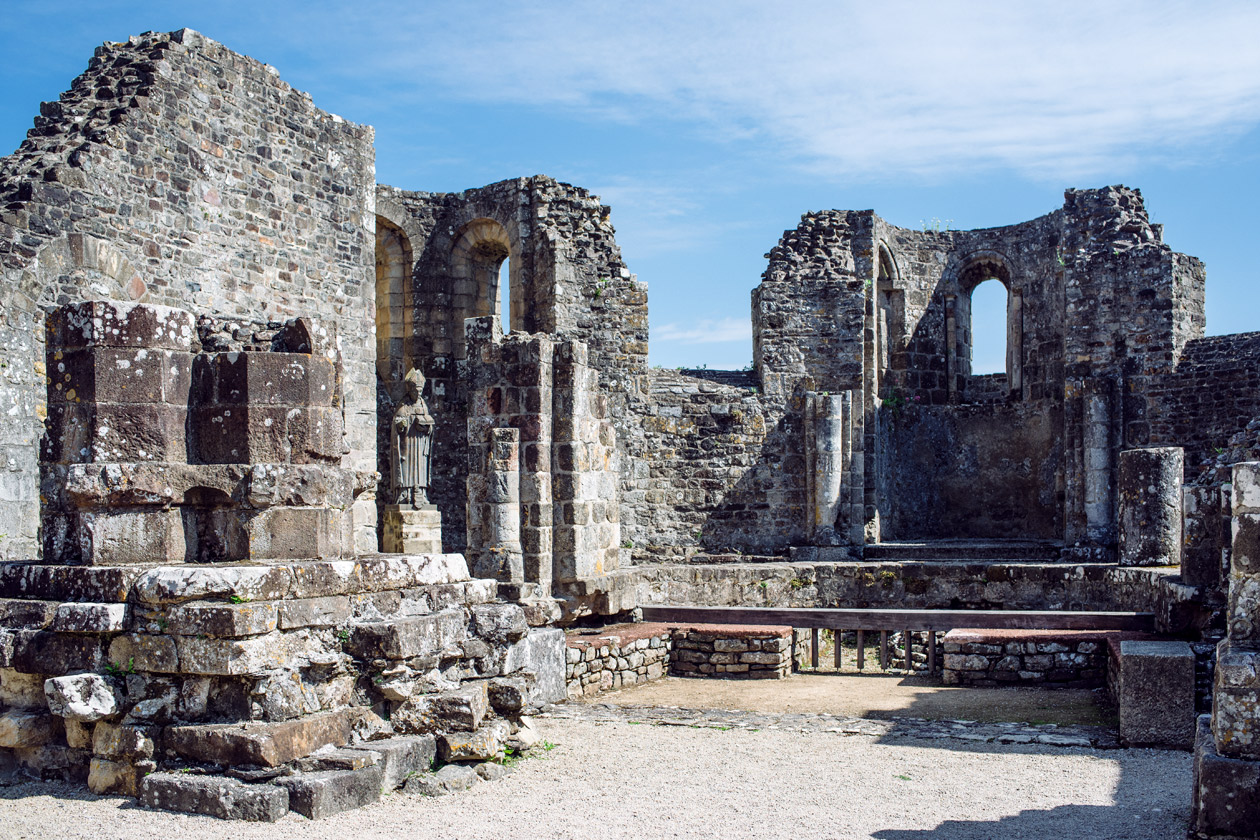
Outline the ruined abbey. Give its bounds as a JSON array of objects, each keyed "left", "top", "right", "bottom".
[{"left": 0, "top": 29, "right": 1257, "bottom": 835}]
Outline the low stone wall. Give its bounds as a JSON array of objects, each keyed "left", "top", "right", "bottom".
[
  {"left": 670, "top": 625, "right": 794, "bottom": 679},
  {"left": 565, "top": 623, "right": 672, "bottom": 698},
  {"left": 943, "top": 629, "right": 1153, "bottom": 688}
]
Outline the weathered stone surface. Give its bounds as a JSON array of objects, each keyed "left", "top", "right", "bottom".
[
  {"left": 1119, "top": 639, "right": 1195, "bottom": 749},
  {"left": 0, "top": 711, "right": 58, "bottom": 749},
  {"left": 87, "top": 756, "right": 154, "bottom": 797},
  {"left": 0, "top": 565, "right": 140, "bottom": 603},
  {"left": 347, "top": 609, "right": 466, "bottom": 660},
  {"left": 131, "top": 566, "right": 294, "bottom": 605},
  {"left": 1210, "top": 641, "right": 1260, "bottom": 760},
  {"left": 10, "top": 744, "right": 90, "bottom": 782},
  {"left": 92, "top": 722, "right": 157, "bottom": 760},
  {"left": 394, "top": 682, "right": 489, "bottom": 734},
  {"left": 43, "top": 673, "right": 118, "bottom": 721},
  {"left": 437, "top": 720, "right": 509, "bottom": 763},
  {"left": 278, "top": 596, "right": 352, "bottom": 630},
  {"left": 166, "top": 601, "right": 278, "bottom": 637},
  {"left": 1, "top": 669, "right": 49, "bottom": 709},
  {"left": 296, "top": 746, "right": 379, "bottom": 773},
  {"left": 1118, "top": 447, "right": 1184, "bottom": 567},
  {"left": 6, "top": 630, "right": 105, "bottom": 674},
  {"left": 0, "top": 599, "right": 58, "bottom": 630},
  {"left": 141, "top": 772, "right": 290, "bottom": 822},
  {"left": 503, "top": 628, "right": 567, "bottom": 704},
  {"left": 470, "top": 603, "right": 529, "bottom": 644},
  {"left": 344, "top": 735, "right": 436, "bottom": 791},
  {"left": 165, "top": 709, "right": 357, "bottom": 767},
  {"left": 1192, "top": 715, "right": 1260, "bottom": 838},
  {"left": 276, "top": 766, "right": 384, "bottom": 819},
  {"left": 403, "top": 763, "right": 479, "bottom": 796},
  {"left": 49, "top": 603, "right": 127, "bottom": 633},
  {"left": 488, "top": 676, "right": 528, "bottom": 715},
  {"left": 108, "top": 634, "right": 179, "bottom": 673}
]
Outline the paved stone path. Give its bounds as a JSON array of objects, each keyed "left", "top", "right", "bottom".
[{"left": 539, "top": 702, "right": 1121, "bottom": 749}]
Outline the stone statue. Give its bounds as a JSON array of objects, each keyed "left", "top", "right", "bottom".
[{"left": 390, "top": 368, "right": 435, "bottom": 507}]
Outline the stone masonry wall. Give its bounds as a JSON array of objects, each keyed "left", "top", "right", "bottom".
[
  {"left": 0, "top": 29, "right": 377, "bottom": 560},
  {"left": 565, "top": 623, "right": 671, "bottom": 698}
]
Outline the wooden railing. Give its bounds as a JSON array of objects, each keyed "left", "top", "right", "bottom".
[{"left": 639, "top": 605, "right": 1155, "bottom": 674}]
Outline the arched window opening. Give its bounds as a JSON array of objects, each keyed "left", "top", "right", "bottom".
[
  {"left": 375, "top": 216, "right": 413, "bottom": 384},
  {"left": 451, "top": 218, "right": 515, "bottom": 358},
  {"left": 969, "top": 278, "right": 1007, "bottom": 375},
  {"left": 875, "top": 244, "right": 904, "bottom": 395}
]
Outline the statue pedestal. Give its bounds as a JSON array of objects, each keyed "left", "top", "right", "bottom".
[{"left": 382, "top": 504, "right": 443, "bottom": 554}]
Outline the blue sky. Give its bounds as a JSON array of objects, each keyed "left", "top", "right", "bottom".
[{"left": 2, "top": 2, "right": 1258, "bottom": 371}]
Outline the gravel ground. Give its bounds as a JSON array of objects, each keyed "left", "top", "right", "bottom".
[{"left": 0, "top": 717, "right": 1191, "bottom": 840}]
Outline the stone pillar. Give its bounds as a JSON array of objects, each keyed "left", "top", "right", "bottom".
[
  {"left": 484, "top": 427, "right": 523, "bottom": 582},
  {"left": 1183, "top": 484, "right": 1231, "bottom": 591},
  {"left": 806, "top": 392, "right": 845, "bottom": 544},
  {"left": 1192, "top": 461, "right": 1260, "bottom": 838},
  {"left": 1118, "top": 446, "right": 1183, "bottom": 566},
  {"left": 1083, "top": 384, "right": 1115, "bottom": 544}
]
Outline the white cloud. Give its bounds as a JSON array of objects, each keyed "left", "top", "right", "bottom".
[
  {"left": 341, "top": 0, "right": 1260, "bottom": 179},
  {"left": 655, "top": 317, "right": 752, "bottom": 345}
]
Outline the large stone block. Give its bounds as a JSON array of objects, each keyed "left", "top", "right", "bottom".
[
  {"left": 0, "top": 711, "right": 59, "bottom": 748},
  {"left": 88, "top": 757, "right": 154, "bottom": 797},
  {"left": 393, "top": 682, "right": 489, "bottom": 734},
  {"left": 44, "top": 673, "right": 118, "bottom": 722},
  {"left": 194, "top": 351, "right": 338, "bottom": 408},
  {"left": 437, "top": 720, "right": 509, "bottom": 763},
  {"left": 1119, "top": 639, "right": 1195, "bottom": 749},
  {"left": 347, "top": 609, "right": 466, "bottom": 660},
  {"left": 276, "top": 766, "right": 383, "bottom": 819},
  {"left": 233, "top": 507, "right": 348, "bottom": 560},
  {"left": 44, "top": 402, "right": 189, "bottom": 464},
  {"left": 140, "top": 772, "right": 290, "bottom": 821},
  {"left": 1192, "top": 715, "right": 1260, "bottom": 839},
  {"left": 47, "top": 301, "right": 195, "bottom": 352},
  {"left": 1211, "top": 641, "right": 1260, "bottom": 760},
  {"left": 502, "top": 628, "right": 567, "bottom": 705},
  {"left": 75, "top": 508, "right": 188, "bottom": 565},
  {"left": 165, "top": 709, "right": 357, "bottom": 767},
  {"left": 47, "top": 347, "right": 192, "bottom": 406},
  {"left": 193, "top": 405, "right": 343, "bottom": 464},
  {"left": 344, "top": 735, "right": 436, "bottom": 791},
  {"left": 166, "top": 601, "right": 279, "bottom": 637},
  {"left": 50, "top": 602, "right": 127, "bottom": 633}
]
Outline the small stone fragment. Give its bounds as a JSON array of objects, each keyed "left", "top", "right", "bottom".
[{"left": 43, "top": 673, "right": 118, "bottom": 722}]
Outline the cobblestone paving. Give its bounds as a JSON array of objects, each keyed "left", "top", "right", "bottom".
[{"left": 539, "top": 702, "right": 1121, "bottom": 749}]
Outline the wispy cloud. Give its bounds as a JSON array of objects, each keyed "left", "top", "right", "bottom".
[
  {"left": 327, "top": 1, "right": 1260, "bottom": 180},
  {"left": 655, "top": 317, "right": 752, "bottom": 345}
]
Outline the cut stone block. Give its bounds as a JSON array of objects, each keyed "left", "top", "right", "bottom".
[
  {"left": 344, "top": 735, "right": 436, "bottom": 791},
  {"left": 88, "top": 756, "right": 153, "bottom": 797},
  {"left": 109, "top": 633, "right": 179, "bottom": 673},
  {"left": 503, "top": 628, "right": 567, "bottom": 704},
  {"left": 165, "top": 708, "right": 357, "bottom": 767},
  {"left": 7, "top": 630, "right": 105, "bottom": 674},
  {"left": 75, "top": 508, "right": 187, "bottom": 565},
  {"left": 437, "top": 721, "right": 509, "bottom": 763},
  {"left": 470, "top": 603, "right": 529, "bottom": 644},
  {"left": 0, "top": 599, "right": 58, "bottom": 630},
  {"left": 92, "top": 722, "right": 157, "bottom": 760},
  {"left": 0, "top": 711, "right": 59, "bottom": 748},
  {"left": 296, "top": 746, "right": 379, "bottom": 773},
  {"left": 11, "top": 744, "right": 89, "bottom": 782},
  {"left": 348, "top": 609, "right": 466, "bottom": 660},
  {"left": 47, "top": 301, "right": 195, "bottom": 352},
  {"left": 278, "top": 596, "right": 352, "bottom": 630},
  {"left": 1192, "top": 714, "right": 1260, "bottom": 838},
  {"left": 140, "top": 772, "right": 289, "bottom": 821},
  {"left": 394, "top": 682, "right": 488, "bottom": 734},
  {"left": 44, "top": 673, "right": 118, "bottom": 721},
  {"left": 1119, "top": 639, "right": 1195, "bottom": 749},
  {"left": 276, "top": 765, "right": 384, "bottom": 819},
  {"left": 1118, "top": 447, "right": 1183, "bottom": 567},
  {"left": 166, "top": 601, "right": 279, "bottom": 637},
  {"left": 1210, "top": 641, "right": 1260, "bottom": 760},
  {"left": 50, "top": 602, "right": 127, "bottom": 633}
]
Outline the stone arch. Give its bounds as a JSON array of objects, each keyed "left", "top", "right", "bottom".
[
  {"left": 375, "top": 216, "right": 414, "bottom": 384},
  {"left": 450, "top": 217, "right": 519, "bottom": 359},
  {"left": 950, "top": 250, "right": 1022, "bottom": 394},
  {"left": 18, "top": 233, "right": 148, "bottom": 307}
]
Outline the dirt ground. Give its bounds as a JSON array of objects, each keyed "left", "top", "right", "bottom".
[{"left": 582, "top": 672, "right": 1115, "bottom": 728}]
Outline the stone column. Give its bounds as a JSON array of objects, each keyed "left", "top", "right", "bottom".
[
  {"left": 1083, "top": 384, "right": 1115, "bottom": 545},
  {"left": 1192, "top": 461, "right": 1260, "bottom": 838},
  {"left": 1118, "top": 446, "right": 1183, "bottom": 566},
  {"left": 806, "top": 392, "right": 845, "bottom": 544},
  {"left": 484, "top": 427, "right": 524, "bottom": 583}
]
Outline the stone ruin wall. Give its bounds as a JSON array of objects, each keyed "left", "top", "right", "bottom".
[{"left": 0, "top": 29, "right": 377, "bottom": 561}]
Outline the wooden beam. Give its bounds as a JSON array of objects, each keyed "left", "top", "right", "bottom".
[{"left": 638, "top": 605, "right": 1155, "bottom": 632}]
